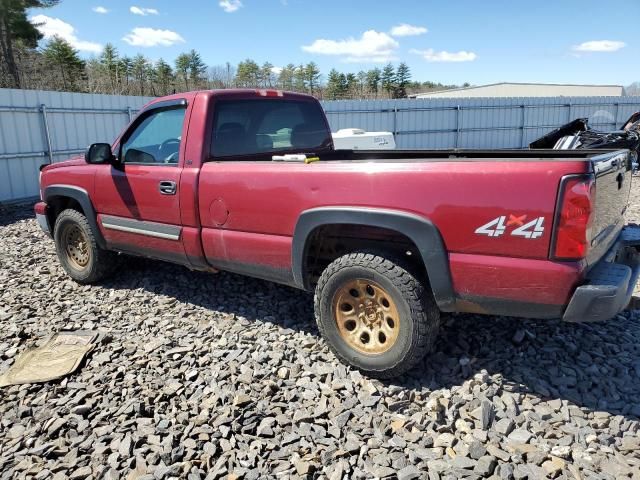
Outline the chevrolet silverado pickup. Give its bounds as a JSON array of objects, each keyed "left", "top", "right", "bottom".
[{"left": 35, "top": 89, "right": 640, "bottom": 378}]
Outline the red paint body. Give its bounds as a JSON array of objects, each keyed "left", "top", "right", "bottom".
[{"left": 38, "top": 89, "right": 633, "bottom": 317}]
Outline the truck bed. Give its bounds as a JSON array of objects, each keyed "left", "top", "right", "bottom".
[{"left": 323, "top": 148, "right": 625, "bottom": 161}]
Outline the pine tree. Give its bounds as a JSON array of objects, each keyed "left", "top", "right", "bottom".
[
  {"left": 118, "top": 56, "right": 133, "bottom": 93},
  {"left": 260, "top": 61, "right": 274, "bottom": 87},
  {"left": 0, "top": 0, "right": 60, "bottom": 88},
  {"left": 381, "top": 63, "right": 396, "bottom": 98},
  {"left": 131, "top": 54, "right": 148, "bottom": 95},
  {"left": 235, "top": 58, "right": 260, "bottom": 87},
  {"left": 293, "top": 64, "right": 306, "bottom": 92},
  {"left": 174, "top": 53, "right": 190, "bottom": 90},
  {"left": 41, "top": 36, "right": 84, "bottom": 91},
  {"left": 277, "top": 64, "right": 295, "bottom": 91},
  {"left": 187, "top": 49, "right": 207, "bottom": 88},
  {"left": 366, "top": 68, "right": 381, "bottom": 97},
  {"left": 325, "top": 69, "right": 344, "bottom": 100},
  {"left": 395, "top": 62, "right": 411, "bottom": 98},
  {"left": 99, "top": 43, "right": 119, "bottom": 93},
  {"left": 304, "top": 62, "right": 321, "bottom": 95},
  {"left": 155, "top": 59, "right": 174, "bottom": 95}
]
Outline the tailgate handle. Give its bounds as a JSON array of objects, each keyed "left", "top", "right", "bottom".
[{"left": 159, "top": 180, "right": 177, "bottom": 195}]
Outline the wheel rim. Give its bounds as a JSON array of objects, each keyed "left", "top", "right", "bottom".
[
  {"left": 63, "top": 224, "right": 90, "bottom": 269},
  {"left": 333, "top": 279, "right": 400, "bottom": 355}
]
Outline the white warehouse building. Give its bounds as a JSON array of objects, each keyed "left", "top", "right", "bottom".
[{"left": 411, "top": 82, "right": 624, "bottom": 98}]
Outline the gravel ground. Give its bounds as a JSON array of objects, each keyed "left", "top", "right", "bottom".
[{"left": 1, "top": 182, "right": 640, "bottom": 480}]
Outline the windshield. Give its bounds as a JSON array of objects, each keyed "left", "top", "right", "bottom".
[{"left": 210, "top": 99, "right": 331, "bottom": 158}]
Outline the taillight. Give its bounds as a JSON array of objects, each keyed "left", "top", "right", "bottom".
[{"left": 552, "top": 175, "right": 595, "bottom": 260}]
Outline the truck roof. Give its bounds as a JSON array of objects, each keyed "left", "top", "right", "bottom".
[{"left": 141, "top": 89, "right": 317, "bottom": 111}]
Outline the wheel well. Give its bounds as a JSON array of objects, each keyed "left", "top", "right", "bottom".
[
  {"left": 303, "top": 224, "right": 428, "bottom": 288},
  {"left": 47, "top": 196, "right": 84, "bottom": 228}
]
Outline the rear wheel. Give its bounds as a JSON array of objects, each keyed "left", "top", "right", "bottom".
[
  {"left": 314, "top": 252, "right": 440, "bottom": 378},
  {"left": 54, "top": 209, "right": 119, "bottom": 284}
]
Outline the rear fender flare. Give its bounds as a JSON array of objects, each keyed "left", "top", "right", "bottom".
[
  {"left": 292, "top": 206, "right": 455, "bottom": 311},
  {"left": 44, "top": 185, "right": 106, "bottom": 249}
]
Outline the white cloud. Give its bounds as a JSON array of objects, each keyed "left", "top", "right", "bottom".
[
  {"left": 92, "top": 6, "right": 108, "bottom": 14},
  {"left": 130, "top": 6, "right": 159, "bottom": 16},
  {"left": 410, "top": 48, "right": 477, "bottom": 62},
  {"left": 122, "top": 27, "right": 185, "bottom": 47},
  {"left": 271, "top": 66, "right": 283, "bottom": 75},
  {"left": 29, "top": 14, "right": 102, "bottom": 53},
  {"left": 390, "top": 23, "right": 427, "bottom": 37},
  {"left": 219, "top": 0, "right": 242, "bottom": 12},
  {"left": 302, "top": 30, "right": 399, "bottom": 63},
  {"left": 572, "top": 40, "right": 626, "bottom": 52}
]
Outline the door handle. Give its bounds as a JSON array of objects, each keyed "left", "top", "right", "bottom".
[{"left": 159, "top": 180, "right": 177, "bottom": 195}]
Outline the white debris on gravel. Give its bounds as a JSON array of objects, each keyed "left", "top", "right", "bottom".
[{"left": 1, "top": 188, "right": 639, "bottom": 478}]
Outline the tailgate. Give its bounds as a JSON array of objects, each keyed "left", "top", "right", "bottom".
[{"left": 587, "top": 150, "right": 633, "bottom": 265}]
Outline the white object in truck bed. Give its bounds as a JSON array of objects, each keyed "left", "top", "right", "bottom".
[{"left": 331, "top": 128, "right": 396, "bottom": 150}]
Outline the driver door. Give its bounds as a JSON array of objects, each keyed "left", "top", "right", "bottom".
[{"left": 94, "top": 101, "right": 188, "bottom": 264}]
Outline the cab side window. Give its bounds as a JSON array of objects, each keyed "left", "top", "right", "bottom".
[{"left": 121, "top": 107, "right": 186, "bottom": 165}]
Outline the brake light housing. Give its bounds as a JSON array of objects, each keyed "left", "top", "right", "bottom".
[
  {"left": 551, "top": 175, "right": 595, "bottom": 260},
  {"left": 256, "top": 89, "right": 284, "bottom": 97}
]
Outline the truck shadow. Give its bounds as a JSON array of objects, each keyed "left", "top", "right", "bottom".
[
  {"left": 106, "top": 257, "right": 640, "bottom": 422},
  {"left": 0, "top": 202, "right": 35, "bottom": 227}
]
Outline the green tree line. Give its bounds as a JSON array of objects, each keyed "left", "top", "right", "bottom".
[{"left": 0, "top": 1, "right": 465, "bottom": 98}]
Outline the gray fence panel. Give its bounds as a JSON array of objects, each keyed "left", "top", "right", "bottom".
[
  {"left": 2, "top": 89, "right": 640, "bottom": 202},
  {"left": 322, "top": 95, "right": 640, "bottom": 150},
  {"left": 0, "top": 88, "right": 153, "bottom": 202}
]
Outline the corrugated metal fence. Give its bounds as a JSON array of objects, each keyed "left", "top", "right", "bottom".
[
  {"left": 323, "top": 96, "right": 640, "bottom": 149},
  {"left": 0, "top": 89, "right": 153, "bottom": 202},
  {"left": 2, "top": 88, "right": 640, "bottom": 202}
]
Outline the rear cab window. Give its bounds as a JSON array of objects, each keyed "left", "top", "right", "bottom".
[{"left": 210, "top": 98, "right": 331, "bottom": 159}]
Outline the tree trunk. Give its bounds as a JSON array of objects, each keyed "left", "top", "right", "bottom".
[{"left": 0, "top": 14, "right": 20, "bottom": 88}]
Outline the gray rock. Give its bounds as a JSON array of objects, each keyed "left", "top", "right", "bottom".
[
  {"left": 398, "top": 465, "right": 421, "bottom": 480},
  {"left": 452, "top": 456, "right": 476, "bottom": 469},
  {"left": 494, "top": 418, "right": 514, "bottom": 436},
  {"left": 507, "top": 429, "right": 532, "bottom": 444},
  {"left": 434, "top": 433, "right": 456, "bottom": 448},
  {"left": 468, "top": 440, "right": 487, "bottom": 460},
  {"left": 474, "top": 456, "right": 497, "bottom": 477}
]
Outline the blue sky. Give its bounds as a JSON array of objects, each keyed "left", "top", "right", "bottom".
[{"left": 29, "top": 0, "right": 640, "bottom": 86}]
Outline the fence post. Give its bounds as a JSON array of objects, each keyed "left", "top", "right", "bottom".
[
  {"left": 567, "top": 102, "right": 572, "bottom": 123},
  {"left": 614, "top": 102, "right": 619, "bottom": 129},
  {"left": 127, "top": 107, "right": 133, "bottom": 123},
  {"left": 393, "top": 105, "right": 398, "bottom": 137},
  {"left": 455, "top": 105, "right": 461, "bottom": 148},
  {"left": 520, "top": 105, "right": 526, "bottom": 148},
  {"left": 40, "top": 104, "right": 54, "bottom": 164}
]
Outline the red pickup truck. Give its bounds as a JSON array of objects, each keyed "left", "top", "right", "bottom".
[{"left": 35, "top": 89, "right": 640, "bottom": 378}]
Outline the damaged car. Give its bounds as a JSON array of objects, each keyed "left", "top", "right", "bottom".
[{"left": 530, "top": 112, "right": 640, "bottom": 172}]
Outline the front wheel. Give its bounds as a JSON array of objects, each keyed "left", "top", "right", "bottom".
[
  {"left": 314, "top": 252, "right": 440, "bottom": 379},
  {"left": 53, "top": 209, "right": 119, "bottom": 284}
]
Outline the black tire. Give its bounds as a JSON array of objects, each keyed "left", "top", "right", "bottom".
[
  {"left": 53, "top": 209, "right": 119, "bottom": 284},
  {"left": 314, "top": 252, "right": 440, "bottom": 379}
]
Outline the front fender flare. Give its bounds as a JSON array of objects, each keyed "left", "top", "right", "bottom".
[
  {"left": 44, "top": 184, "right": 106, "bottom": 249},
  {"left": 292, "top": 206, "right": 455, "bottom": 311}
]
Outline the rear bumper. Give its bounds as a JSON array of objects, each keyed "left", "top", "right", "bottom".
[
  {"left": 563, "top": 225, "right": 640, "bottom": 322},
  {"left": 34, "top": 202, "right": 51, "bottom": 237}
]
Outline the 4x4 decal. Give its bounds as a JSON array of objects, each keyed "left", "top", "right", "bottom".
[{"left": 475, "top": 215, "right": 545, "bottom": 239}]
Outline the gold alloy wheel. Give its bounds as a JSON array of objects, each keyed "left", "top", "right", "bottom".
[
  {"left": 63, "top": 224, "right": 90, "bottom": 269},
  {"left": 333, "top": 279, "right": 400, "bottom": 355}
]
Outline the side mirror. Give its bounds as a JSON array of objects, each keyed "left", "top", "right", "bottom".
[{"left": 85, "top": 143, "right": 114, "bottom": 164}]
